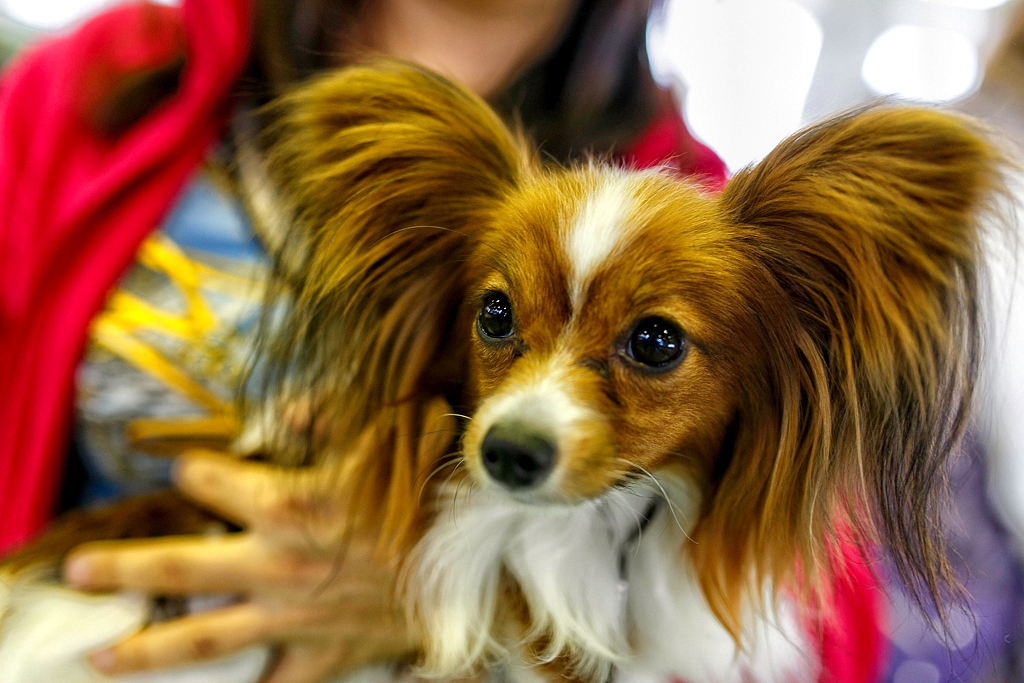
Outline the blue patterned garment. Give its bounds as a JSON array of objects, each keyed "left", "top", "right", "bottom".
[{"left": 73, "top": 173, "right": 266, "bottom": 505}]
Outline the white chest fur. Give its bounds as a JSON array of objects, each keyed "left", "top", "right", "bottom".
[{"left": 412, "top": 479, "right": 818, "bottom": 683}]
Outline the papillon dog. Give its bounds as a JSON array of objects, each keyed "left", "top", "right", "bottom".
[
  {"left": 0, "top": 62, "right": 1009, "bottom": 683},
  {"left": 238, "top": 62, "right": 1008, "bottom": 683}
]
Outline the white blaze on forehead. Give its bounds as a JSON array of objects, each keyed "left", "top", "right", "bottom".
[{"left": 565, "top": 172, "right": 636, "bottom": 308}]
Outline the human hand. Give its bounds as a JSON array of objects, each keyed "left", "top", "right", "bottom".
[{"left": 63, "top": 451, "right": 420, "bottom": 683}]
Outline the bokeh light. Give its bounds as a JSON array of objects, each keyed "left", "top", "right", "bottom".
[
  {"left": 923, "top": 0, "right": 1011, "bottom": 9},
  {"left": 0, "top": 0, "right": 175, "bottom": 32},
  {"left": 1, "top": 0, "right": 111, "bottom": 31},
  {"left": 861, "top": 24, "right": 980, "bottom": 102},
  {"left": 648, "top": 0, "right": 823, "bottom": 172}
]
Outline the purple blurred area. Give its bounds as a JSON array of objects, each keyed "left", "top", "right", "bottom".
[{"left": 883, "top": 437, "right": 1024, "bottom": 682}]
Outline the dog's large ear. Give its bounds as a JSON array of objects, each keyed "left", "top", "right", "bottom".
[
  {"left": 239, "top": 62, "right": 528, "bottom": 553},
  {"left": 700, "top": 107, "right": 1006, "bottom": 634}
]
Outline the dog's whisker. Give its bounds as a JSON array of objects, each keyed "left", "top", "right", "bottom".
[
  {"left": 443, "top": 459, "right": 466, "bottom": 493},
  {"left": 418, "top": 455, "right": 466, "bottom": 506},
  {"left": 450, "top": 464, "right": 473, "bottom": 530},
  {"left": 414, "top": 450, "right": 463, "bottom": 486},
  {"left": 616, "top": 459, "right": 694, "bottom": 544},
  {"left": 603, "top": 492, "right": 647, "bottom": 549},
  {"left": 437, "top": 412, "right": 473, "bottom": 421}
]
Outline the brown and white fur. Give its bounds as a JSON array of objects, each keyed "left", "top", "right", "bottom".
[
  {"left": 237, "top": 61, "right": 1008, "bottom": 682},
  {"left": 1, "top": 61, "right": 1010, "bottom": 683}
]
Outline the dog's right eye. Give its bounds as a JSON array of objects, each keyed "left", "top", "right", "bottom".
[
  {"left": 627, "top": 316, "right": 686, "bottom": 369},
  {"left": 478, "top": 292, "right": 515, "bottom": 339}
]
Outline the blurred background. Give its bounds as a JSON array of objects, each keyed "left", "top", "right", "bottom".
[
  {"left": 4, "top": 1, "right": 1024, "bottom": 680},
  {"left": 4, "top": 0, "right": 1023, "bottom": 166}
]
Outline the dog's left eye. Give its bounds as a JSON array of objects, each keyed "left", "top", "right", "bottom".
[
  {"left": 478, "top": 292, "right": 515, "bottom": 339},
  {"left": 627, "top": 317, "right": 686, "bottom": 369}
]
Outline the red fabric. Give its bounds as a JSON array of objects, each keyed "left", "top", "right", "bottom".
[
  {"left": 0, "top": 0, "right": 250, "bottom": 553},
  {"left": 675, "top": 540, "right": 886, "bottom": 683},
  {"left": 622, "top": 95, "right": 728, "bottom": 191},
  {"left": 814, "top": 542, "right": 888, "bottom": 683}
]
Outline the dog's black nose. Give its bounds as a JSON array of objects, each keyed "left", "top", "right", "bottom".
[{"left": 480, "top": 424, "right": 556, "bottom": 490}]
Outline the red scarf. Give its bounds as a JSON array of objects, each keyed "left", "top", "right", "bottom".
[{"left": 0, "top": 0, "right": 249, "bottom": 551}]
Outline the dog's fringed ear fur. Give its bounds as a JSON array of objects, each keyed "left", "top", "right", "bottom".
[
  {"left": 698, "top": 107, "right": 1006, "bottom": 636},
  {"left": 244, "top": 62, "right": 529, "bottom": 556}
]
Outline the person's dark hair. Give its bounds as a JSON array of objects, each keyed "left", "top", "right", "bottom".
[
  {"left": 90, "top": 1, "right": 663, "bottom": 159},
  {"left": 250, "top": 0, "right": 662, "bottom": 160}
]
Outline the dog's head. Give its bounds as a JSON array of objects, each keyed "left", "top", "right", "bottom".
[{"left": 246, "top": 61, "right": 1005, "bottom": 672}]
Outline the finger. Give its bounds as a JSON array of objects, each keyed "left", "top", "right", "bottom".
[
  {"left": 175, "top": 451, "right": 338, "bottom": 539},
  {"left": 88, "top": 602, "right": 276, "bottom": 675},
  {"left": 173, "top": 450, "right": 281, "bottom": 527},
  {"left": 65, "top": 534, "right": 248, "bottom": 592},
  {"left": 262, "top": 644, "right": 345, "bottom": 683},
  {"left": 64, "top": 534, "right": 329, "bottom": 594}
]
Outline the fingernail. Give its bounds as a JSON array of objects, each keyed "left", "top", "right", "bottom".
[
  {"left": 63, "top": 555, "right": 92, "bottom": 587},
  {"left": 89, "top": 648, "right": 116, "bottom": 673}
]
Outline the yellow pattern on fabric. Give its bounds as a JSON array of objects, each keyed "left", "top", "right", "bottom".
[{"left": 87, "top": 235, "right": 257, "bottom": 451}]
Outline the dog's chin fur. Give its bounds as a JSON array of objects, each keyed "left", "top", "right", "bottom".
[{"left": 410, "top": 475, "right": 815, "bottom": 683}]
